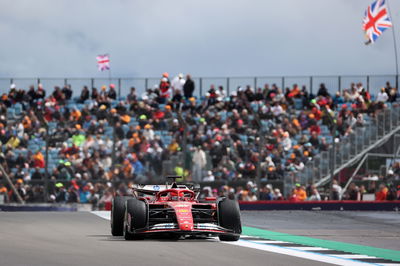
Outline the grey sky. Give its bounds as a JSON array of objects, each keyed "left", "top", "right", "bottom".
[{"left": 0, "top": 0, "right": 399, "bottom": 78}]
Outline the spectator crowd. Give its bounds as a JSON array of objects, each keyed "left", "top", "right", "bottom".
[{"left": 0, "top": 73, "right": 399, "bottom": 207}]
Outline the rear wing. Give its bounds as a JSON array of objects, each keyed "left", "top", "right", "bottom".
[
  {"left": 132, "top": 182, "right": 201, "bottom": 196},
  {"left": 132, "top": 184, "right": 168, "bottom": 195}
]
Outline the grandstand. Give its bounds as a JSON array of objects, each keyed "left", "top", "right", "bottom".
[{"left": 0, "top": 74, "right": 399, "bottom": 206}]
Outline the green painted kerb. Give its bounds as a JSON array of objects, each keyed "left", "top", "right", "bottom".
[{"left": 243, "top": 226, "right": 400, "bottom": 262}]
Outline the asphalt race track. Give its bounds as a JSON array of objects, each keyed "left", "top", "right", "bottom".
[{"left": 0, "top": 211, "right": 399, "bottom": 266}]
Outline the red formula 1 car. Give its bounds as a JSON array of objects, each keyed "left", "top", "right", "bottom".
[{"left": 111, "top": 177, "right": 241, "bottom": 241}]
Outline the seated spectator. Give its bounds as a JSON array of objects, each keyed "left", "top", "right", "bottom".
[
  {"left": 259, "top": 185, "right": 273, "bottom": 200},
  {"left": 293, "top": 183, "right": 307, "bottom": 201},
  {"left": 376, "top": 87, "right": 389, "bottom": 103},
  {"left": 346, "top": 182, "right": 361, "bottom": 201},
  {"left": 203, "top": 171, "right": 215, "bottom": 182},
  {"left": 308, "top": 188, "right": 321, "bottom": 201},
  {"left": 79, "top": 86, "right": 90, "bottom": 103},
  {"left": 375, "top": 183, "right": 388, "bottom": 201}
]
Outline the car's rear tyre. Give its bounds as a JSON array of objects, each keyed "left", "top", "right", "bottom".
[
  {"left": 111, "top": 196, "right": 128, "bottom": 236},
  {"left": 124, "top": 198, "right": 147, "bottom": 240},
  {"left": 218, "top": 198, "right": 242, "bottom": 241}
]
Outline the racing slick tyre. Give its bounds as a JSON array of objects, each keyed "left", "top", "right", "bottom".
[
  {"left": 124, "top": 198, "right": 148, "bottom": 240},
  {"left": 111, "top": 196, "right": 129, "bottom": 236},
  {"left": 218, "top": 198, "right": 242, "bottom": 241}
]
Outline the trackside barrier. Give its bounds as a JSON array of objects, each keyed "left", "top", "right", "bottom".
[
  {"left": 239, "top": 200, "right": 400, "bottom": 211},
  {"left": 0, "top": 204, "right": 78, "bottom": 212}
]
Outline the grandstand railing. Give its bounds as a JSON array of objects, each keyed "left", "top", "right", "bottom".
[
  {"left": 306, "top": 104, "right": 400, "bottom": 188},
  {"left": 0, "top": 74, "right": 398, "bottom": 97}
]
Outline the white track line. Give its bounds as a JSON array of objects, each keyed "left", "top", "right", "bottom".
[
  {"left": 91, "top": 211, "right": 380, "bottom": 266},
  {"left": 333, "top": 255, "right": 377, "bottom": 259},
  {"left": 291, "top": 246, "right": 331, "bottom": 251},
  {"left": 92, "top": 211, "right": 110, "bottom": 220},
  {"left": 225, "top": 240, "right": 377, "bottom": 266},
  {"left": 251, "top": 240, "right": 289, "bottom": 244}
]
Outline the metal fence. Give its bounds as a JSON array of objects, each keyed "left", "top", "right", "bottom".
[
  {"left": 0, "top": 75, "right": 398, "bottom": 98},
  {"left": 300, "top": 104, "right": 400, "bottom": 189}
]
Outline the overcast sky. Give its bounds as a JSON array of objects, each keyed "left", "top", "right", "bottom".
[{"left": 0, "top": 0, "right": 399, "bottom": 78}]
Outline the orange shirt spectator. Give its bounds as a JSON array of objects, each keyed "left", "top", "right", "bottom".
[
  {"left": 375, "top": 184, "right": 388, "bottom": 201},
  {"left": 22, "top": 116, "right": 32, "bottom": 130},
  {"left": 71, "top": 109, "right": 82, "bottom": 121},
  {"left": 122, "top": 159, "right": 132, "bottom": 177},
  {"left": 294, "top": 185, "right": 307, "bottom": 201},
  {"left": 32, "top": 151, "right": 45, "bottom": 168}
]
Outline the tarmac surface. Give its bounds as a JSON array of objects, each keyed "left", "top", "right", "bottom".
[
  {"left": 0, "top": 211, "right": 398, "bottom": 266},
  {"left": 242, "top": 211, "right": 400, "bottom": 250}
]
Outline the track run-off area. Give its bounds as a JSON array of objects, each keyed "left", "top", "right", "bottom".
[{"left": 0, "top": 211, "right": 399, "bottom": 266}]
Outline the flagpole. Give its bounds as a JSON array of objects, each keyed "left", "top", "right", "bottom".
[
  {"left": 387, "top": 0, "right": 399, "bottom": 89},
  {"left": 108, "top": 54, "right": 112, "bottom": 85}
]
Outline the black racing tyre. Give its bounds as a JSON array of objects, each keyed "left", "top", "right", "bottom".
[
  {"left": 124, "top": 198, "right": 147, "bottom": 240},
  {"left": 218, "top": 198, "right": 242, "bottom": 241},
  {"left": 111, "top": 196, "right": 128, "bottom": 236}
]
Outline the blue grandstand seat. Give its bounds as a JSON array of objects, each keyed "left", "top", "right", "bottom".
[
  {"left": 7, "top": 108, "right": 15, "bottom": 120},
  {"left": 320, "top": 125, "right": 330, "bottom": 135},
  {"left": 14, "top": 104, "right": 23, "bottom": 115},
  {"left": 294, "top": 99, "right": 303, "bottom": 110}
]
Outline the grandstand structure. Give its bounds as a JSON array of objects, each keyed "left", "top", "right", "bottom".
[{"left": 0, "top": 74, "right": 399, "bottom": 203}]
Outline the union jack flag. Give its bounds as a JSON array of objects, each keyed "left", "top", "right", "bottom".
[
  {"left": 96, "top": 54, "right": 110, "bottom": 71},
  {"left": 363, "top": 0, "right": 392, "bottom": 44}
]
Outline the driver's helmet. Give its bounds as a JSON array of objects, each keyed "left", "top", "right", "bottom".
[{"left": 169, "top": 191, "right": 179, "bottom": 201}]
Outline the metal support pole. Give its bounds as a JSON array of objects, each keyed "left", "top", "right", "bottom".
[
  {"left": 0, "top": 164, "right": 24, "bottom": 203},
  {"left": 91, "top": 78, "right": 94, "bottom": 90},
  {"left": 329, "top": 134, "right": 336, "bottom": 199},
  {"left": 281, "top": 77, "right": 285, "bottom": 90},
  {"left": 322, "top": 104, "right": 337, "bottom": 199},
  {"left": 340, "top": 154, "right": 368, "bottom": 198},
  {"left": 309, "top": 76, "right": 313, "bottom": 95},
  {"left": 111, "top": 115, "right": 117, "bottom": 170},
  {"left": 38, "top": 78, "right": 41, "bottom": 86},
  {"left": 254, "top": 77, "right": 257, "bottom": 90},
  {"left": 44, "top": 125, "right": 49, "bottom": 202},
  {"left": 145, "top": 78, "right": 148, "bottom": 90},
  {"left": 177, "top": 112, "right": 188, "bottom": 178},
  {"left": 199, "top": 78, "right": 203, "bottom": 98},
  {"left": 338, "top": 76, "right": 342, "bottom": 93},
  {"left": 386, "top": 0, "right": 399, "bottom": 89},
  {"left": 227, "top": 77, "right": 230, "bottom": 96},
  {"left": 118, "top": 78, "right": 121, "bottom": 99},
  {"left": 256, "top": 129, "right": 264, "bottom": 200},
  {"left": 367, "top": 75, "right": 370, "bottom": 92},
  {"left": 389, "top": 136, "right": 400, "bottom": 171}
]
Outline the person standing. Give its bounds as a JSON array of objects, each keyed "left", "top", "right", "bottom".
[
  {"left": 171, "top": 73, "right": 186, "bottom": 94},
  {"left": 183, "top": 74, "right": 195, "bottom": 99},
  {"left": 192, "top": 146, "right": 206, "bottom": 183}
]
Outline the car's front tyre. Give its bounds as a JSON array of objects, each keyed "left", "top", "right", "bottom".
[
  {"left": 124, "top": 198, "right": 147, "bottom": 240},
  {"left": 111, "top": 196, "right": 128, "bottom": 236},
  {"left": 218, "top": 198, "right": 242, "bottom": 241}
]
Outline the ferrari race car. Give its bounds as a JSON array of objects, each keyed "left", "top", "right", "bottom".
[{"left": 111, "top": 177, "right": 242, "bottom": 241}]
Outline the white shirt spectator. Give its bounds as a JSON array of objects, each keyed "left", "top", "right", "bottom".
[
  {"left": 271, "top": 104, "right": 284, "bottom": 116},
  {"left": 281, "top": 134, "right": 292, "bottom": 151},
  {"left": 17, "top": 122, "right": 24, "bottom": 138},
  {"left": 274, "top": 89, "right": 285, "bottom": 102},
  {"left": 171, "top": 74, "right": 186, "bottom": 92},
  {"left": 308, "top": 189, "right": 321, "bottom": 201},
  {"left": 216, "top": 88, "right": 226, "bottom": 99},
  {"left": 376, "top": 91, "right": 389, "bottom": 102},
  {"left": 143, "top": 128, "right": 154, "bottom": 141},
  {"left": 294, "top": 161, "right": 304, "bottom": 171},
  {"left": 203, "top": 171, "right": 215, "bottom": 182}
]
